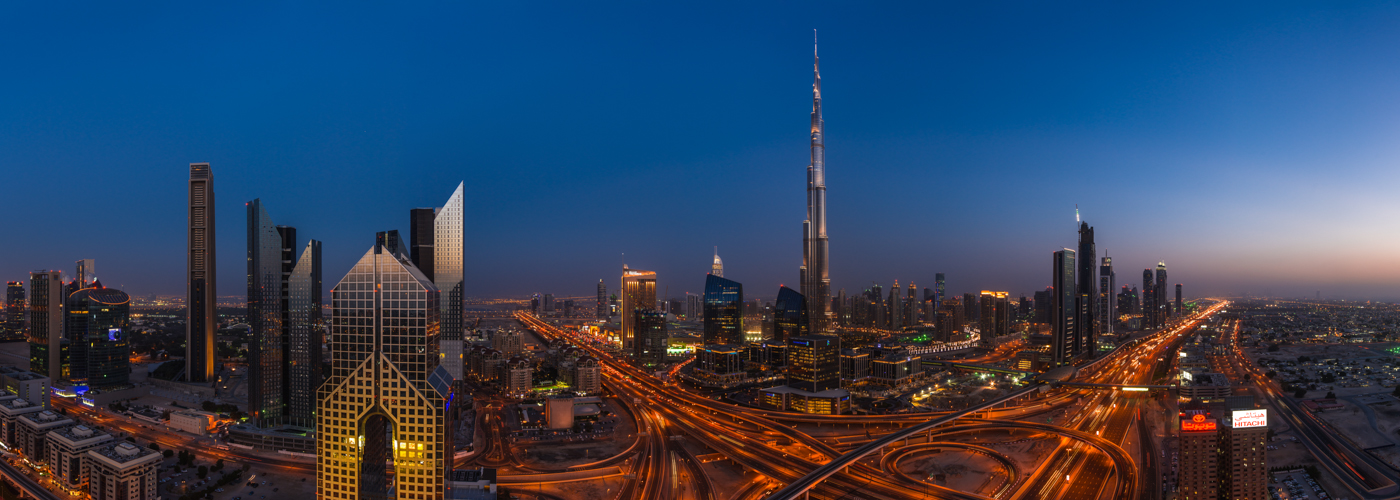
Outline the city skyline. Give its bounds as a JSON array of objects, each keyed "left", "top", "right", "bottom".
[{"left": 5, "top": 3, "right": 1400, "bottom": 301}]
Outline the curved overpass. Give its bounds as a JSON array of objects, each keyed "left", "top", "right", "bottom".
[{"left": 880, "top": 442, "right": 1020, "bottom": 499}]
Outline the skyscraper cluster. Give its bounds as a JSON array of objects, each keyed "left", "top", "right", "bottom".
[
  {"left": 246, "top": 199, "right": 322, "bottom": 429},
  {"left": 23, "top": 259, "right": 131, "bottom": 392}
]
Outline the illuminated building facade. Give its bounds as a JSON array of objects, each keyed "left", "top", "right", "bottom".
[
  {"left": 247, "top": 199, "right": 323, "bottom": 428},
  {"left": 4, "top": 281, "right": 23, "bottom": 339},
  {"left": 711, "top": 247, "right": 724, "bottom": 277},
  {"left": 702, "top": 274, "right": 743, "bottom": 345},
  {"left": 619, "top": 266, "right": 656, "bottom": 350},
  {"left": 65, "top": 284, "right": 131, "bottom": 390},
  {"left": 316, "top": 231, "right": 454, "bottom": 500},
  {"left": 1221, "top": 409, "right": 1268, "bottom": 500},
  {"left": 1099, "top": 256, "right": 1115, "bottom": 341},
  {"left": 632, "top": 309, "right": 667, "bottom": 367},
  {"left": 187, "top": 162, "right": 216, "bottom": 383},
  {"left": 595, "top": 280, "right": 607, "bottom": 321},
  {"left": 1178, "top": 413, "right": 1219, "bottom": 500},
  {"left": 978, "top": 291, "right": 1009, "bottom": 346},
  {"left": 1143, "top": 269, "right": 1156, "bottom": 328},
  {"left": 1156, "top": 262, "right": 1169, "bottom": 323},
  {"left": 800, "top": 37, "right": 832, "bottom": 335},
  {"left": 1051, "top": 249, "right": 1077, "bottom": 365},
  {"left": 787, "top": 335, "right": 839, "bottom": 392},
  {"left": 773, "top": 286, "right": 808, "bottom": 343},
  {"left": 28, "top": 271, "right": 63, "bottom": 380}
]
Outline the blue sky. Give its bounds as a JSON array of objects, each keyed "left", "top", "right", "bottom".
[{"left": 3, "top": 2, "right": 1400, "bottom": 301}]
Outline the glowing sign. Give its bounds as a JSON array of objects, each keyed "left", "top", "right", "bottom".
[
  {"left": 1122, "top": 387, "right": 1149, "bottom": 392},
  {"left": 1232, "top": 409, "right": 1267, "bottom": 428},
  {"left": 107, "top": 328, "right": 122, "bottom": 341},
  {"left": 1181, "top": 414, "right": 1216, "bottom": 431}
]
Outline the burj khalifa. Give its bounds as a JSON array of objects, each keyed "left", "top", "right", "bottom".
[{"left": 801, "top": 34, "right": 832, "bottom": 334}]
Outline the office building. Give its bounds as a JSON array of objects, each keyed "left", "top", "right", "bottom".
[
  {"left": 800, "top": 39, "right": 832, "bottom": 335},
  {"left": 315, "top": 231, "right": 454, "bottom": 500},
  {"left": 1099, "top": 256, "right": 1116, "bottom": 341},
  {"left": 169, "top": 410, "right": 217, "bottom": 435},
  {"left": 702, "top": 275, "right": 743, "bottom": 345},
  {"left": 0, "top": 367, "right": 50, "bottom": 409},
  {"left": 410, "top": 183, "right": 466, "bottom": 380},
  {"left": 979, "top": 291, "right": 1009, "bottom": 346},
  {"left": 1142, "top": 269, "right": 1156, "bottom": 329},
  {"left": 633, "top": 309, "right": 667, "bottom": 367},
  {"left": 4, "top": 282, "right": 23, "bottom": 339},
  {"left": 595, "top": 280, "right": 607, "bottom": 321},
  {"left": 1076, "top": 222, "right": 1096, "bottom": 357},
  {"left": 491, "top": 330, "right": 523, "bottom": 356},
  {"left": 888, "top": 281, "right": 902, "bottom": 331},
  {"left": 963, "top": 293, "right": 977, "bottom": 324},
  {"left": 1178, "top": 413, "right": 1219, "bottom": 500},
  {"left": 48, "top": 424, "right": 113, "bottom": 493},
  {"left": 247, "top": 199, "right": 323, "bottom": 428},
  {"left": 1033, "top": 288, "right": 1051, "bottom": 325},
  {"left": 64, "top": 283, "right": 131, "bottom": 390},
  {"left": 1051, "top": 249, "right": 1077, "bottom": 366},
  {"left": 787, "top": 335, "right": 839, "bottom": 393},
  {"left": 1220, "top": 409, "right": 1268, "bottom": 499},
  {"left": 620, "top": 265, "right": 656, "bottom": 349},
  {"left": 934, "top": 273, "right": 946, "bottom": 311},
  {"left": 187, "top": 163, "right": 216, "bottom": 383},
  {"left": 1156, "top": 262, "right": 1169, "bottom": 323},
  {"left": 711, "top": 247, "right": 724, "bottom": 277},
  {"left": 87, "top": 442, "right": 160, "bottom": 500},
  {"left": 28, "top": 271, "right": 63, "bottom": 380},
  {"left": 1176, "top": 284, "right": 1183, "bottom": 317},
  {"left": 773, "top": 286, "right": 808, "bottom": 343}
]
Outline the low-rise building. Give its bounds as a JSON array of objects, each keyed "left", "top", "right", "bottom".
[
  {"left": 1179, "top": 372, "right": 1232, "bottom": 400},
  {"left": 15, "top": 410, "right": 74, "bottom": 462},
  {"left": 0, "top": 367, "right": 50, "bottom": 409},
  {"left": 758, "top": 386, "right": 851, "bottom": 415},
  {"left": 47, "top": 425, "right": 113, "bottom": 492},
  {"left": 448, "top": 467, "right": 498, "bottom": 500},
  {"left": 87, "top": 442, "right": 160, "bottom": 500},
  {"left": 0, "top": 396, "right": 39, "bottom": 449},
  {"left": 226, "top": 424, "right": 315, "bottom": 454},
  {"left": 168, "top": 410, "right": 217, "bottom": 436}
]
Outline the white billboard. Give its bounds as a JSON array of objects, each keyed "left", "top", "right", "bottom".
[{"left": 1232, "top": 409, "right": 1267, "bottom": 428}]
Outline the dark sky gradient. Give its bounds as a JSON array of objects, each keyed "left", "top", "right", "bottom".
[{"left": 4, "top": 2, "right": 1400, "bottom": 301}]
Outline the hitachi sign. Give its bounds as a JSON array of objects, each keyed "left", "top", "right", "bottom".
[{"left": 1232, "top": 409, "right": 1267, "bottom": 428}]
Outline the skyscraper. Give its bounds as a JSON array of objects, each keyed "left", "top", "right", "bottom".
[
  {"left": 408, "top": 208, "right": 436, "bottom": 280},
  {"left": 633, "top": 309, "right": 668, "bottom": 367},
  {"left": 711, "top": 247, "right": 723, "bottom": 278},
  {"left": 428, "top": 184, "right": 465, "bottom": 380},
  {"left": 800, "top": 36, "right": 832, "bottom": 335},
  {"left": 1076, "top": 221, "right": 1096, "bottom": 357},
  {"left": 787, "top": 335, "right": 839, "bottom": 393},
  {"left": 1176, "top": 284, "right": 1183, "bottom": 317},
  {"left": 286, "top": 239, "right": 322, "bottom": 429},
  {"left": 620, "top": 265, "right": 656, "bottom": 349},
  {"left": 316, "top": 231, "right": 452, "bottom": 500},
  {"left": 1156, "top": 262, "right": 1168, "bottom": 324},
  {"left": 1099, "top": 256, "right": 1116, "bottom": 341},
  {"left": 701, "top": 275, "right": 743, "bottom": 345},
  {"left": 65, "top": 281, "right": 130, "bottom": 390},
  {"left": 246, "top": 200, "right": 322, "bottom": 428},
  {"left": 595, "top": 280, "right": 607, "bottom": 321},
  {"left": 4, "top": 282, "right": 24, "bottom": 339},
  {"left": 75, "top": 259, "right": 95, "bottom": 287},
  {"left": 888, "top": 281, "right": 902, "bottom": 331},
  {"left": 979, "top": 291, "right": 1009, "bottom": 346},
  {"left": 906, "top": 282, "right": 917, "bottom": 326},
  {"left": 773, "top": 286, "right": 809, "bottom": 343},
  {"left": 1142, "top": 269, "right": 1156, "bottom": 329},
  {"left": 1051, "top": 249, "right": 1077, "bottom": 366},
  {"left": 934, "top": 273, "right": 946, "bottom": 311},
  {"left": 187, "top": 163, "right": 216, "bottom": 383},
  {"left": 28, "top": 271, "right": 63, "bottom": 380}
]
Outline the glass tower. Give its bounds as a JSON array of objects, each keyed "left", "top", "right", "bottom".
[
  {"left": 773, "top": 286, "right": 809, "bottom": 343},
  {"left": 1052, "top": 249, "right": 1077, "bottom": 366},
  {"left": 65, "top": 282, "right": 131, "bottom": 389},
  {"left": 287, "top": 239, "right": 322, "bottom": 429},
  {"left": 620, "top": 266, "right": 656, "bottom": 349},
  {"left": 316, "top": 231, "right": 452, "bottom": 500},
  {"left": 701, "top": 274, "right": 743, "bottom": 345},
  {"left": 1076, "top": 222, "right": 1096, "bottom": 358},
  {"left": 28, "top": 271, "right": 63, "bottom": 380},
  {"left": 5, "top": 282, "right": 25, "bottom": 340},
  {"left": 248, "top": 199, "right": 285, "bottom": 425},
  {"left": 787, "top": 335, "right": 839, "bottom": 392}
]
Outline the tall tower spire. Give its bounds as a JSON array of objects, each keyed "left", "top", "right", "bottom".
[
  {"left": 801, "top": 31, "right": 832, "bottom": 334},
  {"left": 711, "top": 246, "right": 724, "bottom": 277}
]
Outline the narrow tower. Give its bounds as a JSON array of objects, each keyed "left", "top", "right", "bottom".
[
  {"left": 800, "top": 32, "right": 832, "bottom": 334},
  {"left": 187, "top": 163, "right": 216, "bottom": 383},
  {"left": 711, "top": 247, "right": 724, "bottom": 277}
]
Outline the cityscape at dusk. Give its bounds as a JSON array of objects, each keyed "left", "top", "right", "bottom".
[{"left": 3, "top": 3, "right": 1400, "bottom": 500}]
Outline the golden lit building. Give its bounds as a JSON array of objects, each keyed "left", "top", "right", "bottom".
[
  {"left": 619, "top": 266, "right": 656, "bottom": 349},
  {"left": 316, "top": 231, "right": 455, "bottom": 500}
]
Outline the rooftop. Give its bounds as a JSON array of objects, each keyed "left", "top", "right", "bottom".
[{"left": 90, "top": 442, "right": 160, "bottom": 467}]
